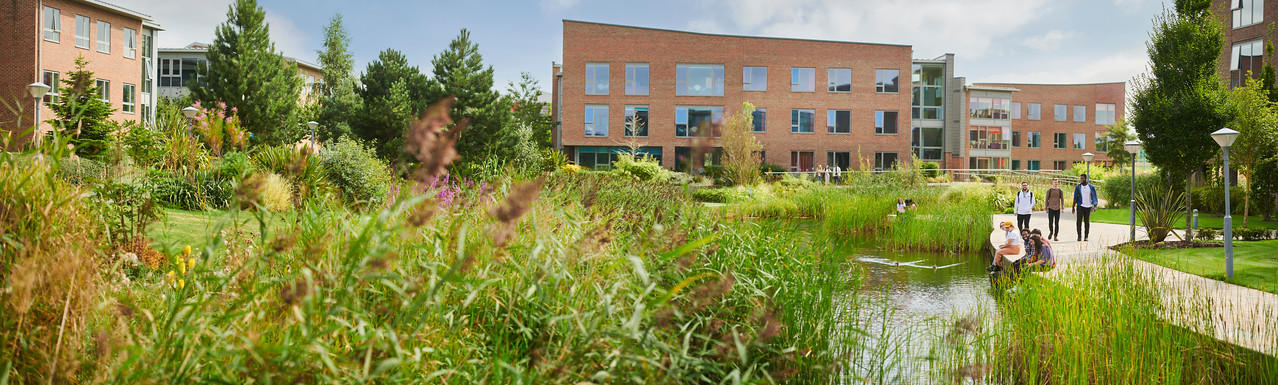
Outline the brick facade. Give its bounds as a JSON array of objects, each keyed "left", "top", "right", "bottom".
[
  {"left": 556, "top": 20, "right": 913, "bottom": 171},
  {"left": 0, "top": 0, "right": 42, "bottom": 145},
  {"left": 973, "top": 82, "right": 1126, "bottom": 171},
  {"left": 1212, "top": 0, "right": 1278, "bottom": 88}
]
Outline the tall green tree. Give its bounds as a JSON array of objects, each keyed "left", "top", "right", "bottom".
[
  {"left": 315, "top": 14, "right": 360, "bottom": 142},
  {"left": 428, "top": 29, "right": 514, "bottom": 162},
  {"left": 190, "top": 0, "right": 302, "bottom": 147},
  {"left": 1226, "top": 77, "right": 1278, "bottom": 227},
  {"left": 1104, "top": 118, "right": 1136, "bottom": 169},
  {"left": 507, "top": 72, "right": 554, "bottom": 149},
  {"left": 1129, "top": 2, "right": 1231, "bottom": 239},
  {"left": 354, "top": 49, "right": 430, "bottom": 159},
  {"left": 50, "top": 56, "right": 116, "bottom": 158}
]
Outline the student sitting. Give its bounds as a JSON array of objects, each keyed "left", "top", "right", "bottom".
[
  {"left": 1021, "top": 229, "right": 1035, "bottom": 259},
  {"left": 988, "top": 221, "right": 1021, "bottom": 272},
  {"left": 1016, "top": 234, "right": 1056, "bottom": 271}
]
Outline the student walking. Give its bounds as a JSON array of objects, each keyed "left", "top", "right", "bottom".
[
  {"left": 831, "top": 164, "right": 842, "bottom": 184},
  {"left": 1073, "top": 173, "right": 1099, "bottom": 241},
  {"left": 1045, "top": 179, "right": 1065, "bottom": 241},
  {"left": 1014, "top": 181, "right": 1035, "bottom": 230}
]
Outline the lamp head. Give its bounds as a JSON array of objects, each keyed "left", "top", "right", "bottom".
[
  {"left": 307, "top": 121, "right": 318, "bottom": 130},
  {"left": 181, "top": 106, "right": 198, "bottom": 119},
  {"left": 1124, "top": 140, "right": 1141, "bottom": 155},
  {"left": 1212, "top": 128, "right": 1240, "bottom": 148},
  {"left": 26, "top": 82, "right": 50, "bottom": 99},
  {"left": 1082, "top": 152, "right": 1095, "bottom": 163}
]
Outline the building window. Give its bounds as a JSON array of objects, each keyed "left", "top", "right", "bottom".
[
  {"left": 752, "top": 108, "right": 766, "bottom": 132},
  {"left": 1096, "top": 134, "right": 1110, "bottom": 153},
  {"left": 1011, "top": 102, "right": 1021, "bottom": 119},
  {"left": 75, "top": 15, "right": 90, "bottom": 48},
  {"left": 968, "top": 97, "right": 1011, "bottom": 119},
  {"left": 161, "top": 58, "right": 204, "bottom": 87},
  {"left": 97, "top": 21, "right": 111, "bottom": 53},
  {"left": 1027, "top": 160, "right": 1041, "bottom": 170},
  {"left": 1233, "top": 0, "right": 1264, "bottom": 29},
  {"left": 875, "top": 111, "right": 898, "bottom": 134},
  {"left": 1012, "top": 131, "right": 1021, "bottom": 147},
  {"left": 790, "top": 151, "right": 814, "bottom": 172},
  {"left": 876, "top": 69, "right": 900, "bottom": 93},
  {"left": 1073, "top": 133, "right": 1086, "bottom": 150},
  {"left": 42, "top": 71, "right": 60, "bottom": 104},
  {"left": 1054, "top": 104, "right": 1067, "bottom": 121},
  {"left": 828, "top": 151, "right": 851, "bottom": 170},
  {"left": 826, "top": 110, "right": 850, "bottom": 134},
  {"left": 122, "top": 84, "right": 135, "bottom": 113},
  {"left": 96, "top": 79, "right": 110, "bottom": 102},
  {"left": 1027, "top": 131, "right": 1041, "bottom": 148},
  {"left": 676, "top": 64, "right": 724, "bottom": 96},
  {"left": 584, "top": 105, "right": 608, "bottom": 137},
  {"left": 124, "top": 28, "right": 137, "bottom": 59},
  {"left": 791, "top": 109, "right": 815, "bottom": 133},
  {"left": 625, "top": 63, "right": 648, "bottom": 95},
  {"left": 969, "top": 126, "right": 1009, "bottom": 149},
  {"left": 1095, "top": 103, "right": 1117, "bottom": 125},
  {"left": 625, "top": 105, "right": 648, "bottom": 137},
  {"left": 44, "top": 7, "right": 60, "bottom": 42},
  {"left": 791, "top": 67, "right": 815, "bottom": 92},
  {"left": 1053, "top": 161, "right": 1068, "bottom": 171},
  {"left": 911, "top": 64, "right": 944, "bottom": 120},
  {"left": 585, "top": 63, "right": 608, "bottom": 95},
  {"left": 1231, "top": 39, "right": 1265, "bottom": 88},
  {"left": 1054, "top": 132, "right": 1067, "bottom": 149},
  {"left": 1073, "top": 105, "right": 1086, "bottom": 122},
  {"left": 743, "top": 66, "right": 767, "bottom": 91},
  {"left": 828, "top": 68, "right": 851, "bottom": 92},
  {"left": 1027, "top": 103, "right": 1041, "bottom": 120},
  {"left": 874, "top": 152, "right": 899, "bottom": 171},
  {"left": 578, "top": 147, "right": 662, "bottom": 170},
  {"left": 1012, "top": 160, "right": 1021, "bottom": 170},
  {"left": 676, "top": 106, "right": 723, "bottom": 137},
  {"left": 912, "top": 127, "right": 944, "bottom": 161}
]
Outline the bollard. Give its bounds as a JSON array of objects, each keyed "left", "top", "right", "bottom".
[{"left": 1192, "top": 209, "right": 1198, "bottom": 230}]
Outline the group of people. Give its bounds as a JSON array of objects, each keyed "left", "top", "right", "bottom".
[
  {"left": 1012, "top": 175, "right": 1100, "bottom": 242},
  {"left": 989, "top": 223, "right": 1057, "bottom": 272},
  {"left": 813, "top": 164, "right": 843, "bottom": 184}
]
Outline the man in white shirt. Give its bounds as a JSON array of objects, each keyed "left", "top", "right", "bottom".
[
  {"left": 831, "top": 164, "right": 842, "bottom": 184},
  {"left": 1014, "top": 181, "right": 1035, "bottom": 230},
  {"left": 1073, "top": 173, "right": 1099, "bottom": 241}
]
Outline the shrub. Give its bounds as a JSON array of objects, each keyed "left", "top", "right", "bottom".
[
  {"left": 1101, "top": 172, "right": 1163, "bottom": 208},
  {"left": 147, "top": 169, "right": 236, "bottom": 211},
  {"left": 1191, "top": 184, "right": 1247, "bottom": 215},
  {"left": 1194, "top": 227, "right": 1218, "bottom": 241},
  {"left": 213, "top": 152, "right": 253, "bottom": 180},
  {"left": 610, "top": 154, "right": 669, "bottom": 182},
  {"left": 1233, "top": 227, "right": 1274, "bottom": 241},
  {"left": 261, "top": 173, "right": 293, "bottom": 212},
  {"left": 541, "top": 148, "right": 569, "bottom": 172},
  {"left": 559, "top": 163, "right": 583, "bottom": 174},
  {"left": 667, "top": 171, "right": 696, "bottom": 185},
  {"left": 920, "top": 161, "right": 941, "bottom": 178},
  {"left": 321, "top": 136, "right": 392, "bottom": 206},
  {"left": 759, "top": 163, "right": 786, "bottom": 174},
  {"left": 55, "top": 157, "right": 108, "bottom": 185},
  {"left": 125, "top": 124, "right": 167, "bottom": 168},
  {"left": 692, "top": 187, "right": 745, "bottom": 203},
  {"left": 1136, "top": 183, "right": 1185, "bottom": 242}
]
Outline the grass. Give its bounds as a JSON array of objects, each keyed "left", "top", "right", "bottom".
[
  {"left": 1091, "top": 207, "right": 1278, "bottom": 230},
  {"left": 1122, "top": 240, "right": 1278, "bottom": 294},
  {"left": 147, "top": 207, "right": 293, "bottom": 254}
]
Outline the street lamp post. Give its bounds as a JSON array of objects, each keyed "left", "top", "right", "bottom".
[
  {"left": 26, "top": 82, "right": 51, "bottom": 145},
  {"left": 182, "top": 106, "right": 198, "bottom": 133},
  {"left": 306, "top": 121, "right": 318, "bottom": 143},
  {"left": 1124, "top": 141, "right": 1141, "bottom": 243},
  {"left": 1082, "top": 152, "right": 1094, "bottom": 177},
  {"left": 1212, "top": 128, "right": 1240, "bottom": 279}
]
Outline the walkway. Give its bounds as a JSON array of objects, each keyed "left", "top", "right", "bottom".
[{"left": 989, "top": 210, "right": 1278, "bottom": 356}]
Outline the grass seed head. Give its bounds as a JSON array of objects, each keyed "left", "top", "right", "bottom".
[{"left": 406, "top": 96, "right": 467, "bottom": 182}]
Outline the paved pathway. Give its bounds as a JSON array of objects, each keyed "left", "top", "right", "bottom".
[{"left": 989, "top": 210, "right": 1278, "bottom": 356}]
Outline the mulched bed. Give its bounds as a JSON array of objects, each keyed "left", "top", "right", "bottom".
[{"left": 1109, "top": 240, "right": 1224, "bottom": 251}]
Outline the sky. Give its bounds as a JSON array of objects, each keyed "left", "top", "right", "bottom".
[{"left": 112, "top": 0, "right": 1173, "bottom": 95}]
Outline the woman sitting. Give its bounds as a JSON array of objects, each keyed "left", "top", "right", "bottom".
[
  {"left": 1017, "top": 234, "right": 1056, "bottom": 271},
  {"left": 988, "top": 221, "right": 1021, "bottom": 272}
]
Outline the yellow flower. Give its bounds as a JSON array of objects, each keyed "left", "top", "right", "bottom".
[
  {"left": 178, "top": 279, "right": 185, "bottom": 290},
  {"left": 184, "top": 245, "right": 192, "bottom": 257},
  {"left": 166, "top": 271, "right": 176, "bottom": 285},
  {"left": 188, "top": 258, "right": 196, "bottom": 271},
  {"left": 179, "top": 261, "right": 187, "bottom": 275},
  {"left": 173, "top": 254, "right": 181, "bottom": 267}
]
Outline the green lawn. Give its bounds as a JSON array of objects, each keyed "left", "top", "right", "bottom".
[
  {"left": 147, "top": 208, "right": 291, "bottom": 254},
  {"left": 1126, "top": 240, "right": 1278, "bottom": 295},
  {"left": 1092, "top": 208, "right": 1278, "bottom": 230}
]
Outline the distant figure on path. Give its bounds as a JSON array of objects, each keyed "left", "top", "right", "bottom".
[
  {"left": 1045, "top": 179, "right": 1065, "bottom": 241},
  {"left": 1073, "top": 173, "right": 1099, "bottom": 241},
  {"left": 831, "top": 163, "right": 842, "bottom": 184},
  {"left": 1014, "top": 181, "right": 1035, "bottom": 230}
]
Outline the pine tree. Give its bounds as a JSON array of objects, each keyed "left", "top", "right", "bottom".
[
  {"left": 315, "top": 14, "right": 360, "bottom": 142},
  {"left": 354, "top": 49, "right": 430, "bottom": 160},
  {"left": 190, "top": 0, "right": 302, "bottom": 147},
  {"left": 507, "top": 72, "right": 554, "bottom": 149},
  {"left": 429, "top": 29, "right": 514, "bottom": 162},
  {"left": 50, "top": 56, "right": 116, "bottom": 158}
]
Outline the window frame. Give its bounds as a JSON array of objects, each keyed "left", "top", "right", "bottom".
[
  {"left": 44, "top": 7, "right": 61, "bottom": 42},
  {"left": 1095, "top": 103, "right": 1117, "bottom": 125},
  {"left": 42, "top": 71, "right": 60, "bottom": 104},
  {"left": 1073, "top": 133, "right": 1086, "bottom": 150},
  {"left": 911, "top": 126, "right": 944, "bottom": 161},
  {"left": 827, "top": 68, "right": 851, "bottom": 93},
  {"left": 96, "top": 79, "right": 110, "bottom": 103},
  {"left": 1233, "top": 0, "right": 1264, "bottom": 29},
  {"left": 790, "top": 151, "right": 815, "bottom": 172},
  {"left": 1073, "top": 105, "right": 1086, "bottom": 122},
  {"left": 124, "top": 28, "right": 137, "bottom": 59},
  {"left": 743, "top": 66, "right": 767, "bottom": 91},
  {"left": 122, "top": 83, "right": 136, "bottom": 113},
  {"left": 1027, "top": 103, "right": 1041, "bottom": 120},
  {"left": 874, "top": 152, "right": 899, "bottom": 171},
  {"left": 791, "top": 67, "right": 815, "bottom": 92},
  {"left": 96, "top": 21, "right": 111, "bottom": 53},
  {"left": 875, "top": 69, "right": 900, "bottom": 93},
  {"left": 75, "top": 15, "right": 90, "bottom": 49},
  {"left": 1010, "top": 102, "right": 1021, "bottom": 119},
  {"left": 584, "top": 104, "right": 609, "bottom": 137},
  {"left": 826, "top": 110, "right": 851, "bottom": 134},
  {"left": 624, "top": 105, "right": 649, "bottom": 137},
  {"left": 585, "top": 63, "right": 609, "bottom": 95},
  {"left": 624, "top": 63, "right": 648, "bottom": 96},
  {"left": 1054, "top": 104, "right": 1067, "bottom": 121},
  {"left": 875, "top": 110, "right": 898, "bottom": 135},
  {"left": 791, "top": 108, "right": 815, "bottom": 133},
  {"left": 751, "top": 108, "right": 767, "bottom": 133},
  {"left": 1027, "top": 131, "right": 1041, "bottom": 148},
  {"left": 1053, "top": 132, "right": 1067, "bottom": 149},
  {"left": 675, "top": 105, "right": 724, "bottom": 137},
  {"left": 676, "top": 64, "right": 725, "bottom": 96}
]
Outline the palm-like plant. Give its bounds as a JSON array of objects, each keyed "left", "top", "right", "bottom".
[{"left": 1136, "top": 183, "right": 1185, "bottom": 242}]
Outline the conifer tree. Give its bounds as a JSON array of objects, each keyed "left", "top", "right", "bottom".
[
  {"left": 190, "top": 0, "right": 302, "bottom": 147},
  {"left": 51, "top": 56, "right": 116, "bottom": 158},
  {"left": 354, "top": 49, "right": 430, "bottom": 159},
  {"left": 429, "top": 29, "right": 514, "bottom": 162},
  {"left": 315, "top": 14, "right": 360, "bottom": 141}
]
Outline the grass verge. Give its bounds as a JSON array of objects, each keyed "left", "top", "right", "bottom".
[
  {"left": 1091, "top": 208, "right": 1278, "bottom": 230},
  {"left": 1120, "top": 240, "right": 1278, "bottom": 294}
]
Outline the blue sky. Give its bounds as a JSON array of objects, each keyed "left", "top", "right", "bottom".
[{"left": 117, "top": 0, "right": 1172, "bottom": 95}]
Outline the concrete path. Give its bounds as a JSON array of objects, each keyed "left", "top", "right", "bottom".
[{"left": 990, "top": 210, "right": 1278, "bottom": 356}]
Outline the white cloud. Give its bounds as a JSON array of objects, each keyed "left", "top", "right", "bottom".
[
  {"left": 694, "top": 0, "right": 1055, "bottom": 59},
  {"left": 989, "top": 49, "right": 1148, "bottom": 85},
  {"left": 111, "top": 0, "right": 311, "bottom": 60},
  {"left": 541, "top": 0, "right": 582, "bottom": 9},
  {"left": 1021, "top": 30, "right": 1079, "bottom": 52}
]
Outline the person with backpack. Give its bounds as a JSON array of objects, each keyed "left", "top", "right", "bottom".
[
  {"left": 1073, "top": 174, "right": 1099, "bottom": 241},
  {"left": 1045, "top": 178, "right": 1065, "bottom": 241},
  {"left": 1014, "top": 181, "right": 1035, "bottom": 230}
]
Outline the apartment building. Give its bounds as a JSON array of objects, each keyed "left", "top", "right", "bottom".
[
  {"left": 554, "top": 20, "right": 923, "bottom": 172},
  {"left": 972, "top": 82, "right": 1125, "bottom": 171},
  {"left": 0, "top": 0, "right": 162, "bottom": 144},
  {"left": 1213, "top": 0, "right": 1273, "bottom": 88},
  {"left": 157, "top": 42, "right": 324, "bottom": 101}
]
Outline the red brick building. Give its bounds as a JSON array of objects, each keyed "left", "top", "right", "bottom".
[
  {"left": 1212, "top": 0, "right": 1274, "bottom": 88},
  {"left": 553, "top": 20, "right": 917, "bottom": 172},
  {"left": 0, "top": 0, "right": 161, "bottom": 146},
  {"left": 972, "top": 82, "right": 1126, "bottom": 171}
]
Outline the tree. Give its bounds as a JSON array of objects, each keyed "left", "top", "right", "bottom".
[
  {"left": 315, "top": 14, "right": 360, "bottom": 142},
  {"left": 428, "top": 29, "right": 514, "bottom": 162},
  {"left": 50, "top": 56, "right": 116, "bottom": 158},
  {"left": 353, "top": 49, "right": 430, "bottom": 160},
  {"left": 507, "top": 72, "right": 554, "bottom": 149},
  {"left": 1104, "top": 118, "right": 1136, "bottom": 168},
  {"left": 721, "top": 102, "right": 764, "bottom": 186},
  {"left": 190, "top": 0, "right": 302, "bottom": 147},
  {"left": 1226, "top": 77, "right": 1278, "bottom": 227},
  {"left": 1128, "top": 3, "right": 1231, "bottom": 240}
]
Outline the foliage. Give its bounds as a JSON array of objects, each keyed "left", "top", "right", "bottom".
[
  {"left": 55, "top": 157, "right": 108, "bottom": 185},
  {"left": 257, "top": 172, "right": 293, "bottom": 212},
  {"left": 692, "top": 186, "right": 748, "bottom": 203},
  {"left": 609, "top": 153, "right": 669, "bottom": 182},
  {"left": 1194, "top": 227, "right": 1218, "bottom": 241},
  {"left": 320, "top": 136, "right": 392, "bottom": 206},
  {"left": 125, "top": 124, "right": 167, "bottom": 168},
  {"left": 721, "top": 102, "right": 764, "bottom": 186},
  {"left": 315, "top": 14, "right": 360, "bottom": 142},
  {"left": 540, "top": 148, "right": 569, "bottom": 172},
  {"left": 1226, "top": 76, "right": 1278, "bottom": 227},
  {"left": 1136, "top": 182, "right": 1186, "bottom": 242},
  {"left": 353, "top": 49, "right": 428, "bottom": 160},
  {"left": 49, "top": 56, "right": 117, "bottom": 158},
  {"left": 190, "top": 100, "right": 249, "bottom": 157},
  {"left": 919, "top": 161, "right": 940, "bottom": 178},
  {"left": 1104, "top": 118, "right": 1137, "bottom": 167},
  {"left": 191, "top": 0, "right": 302, "bottom": 146},
  {"left": 1253, "top": 154, "right": 1278, "bottom": 220},
  {"left": 252, "top": 145, "right": 330, "bottom": 204},
  {"left": 1101, "top": 172, "right": 1164, "bottom": 208},
  {"left": 1190, "top": 184, "right": 1246, "bottom": 215},
  {"left": 508, "top": 72, "right": 554, "bottom": 149},
  {"left": 428, "top": 29, "right": 516, "bottom": 162},
  {"left": 1129, "top": 3, "right": 1231, "bottom": 240}
]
